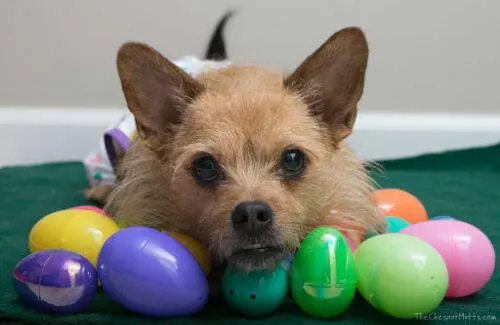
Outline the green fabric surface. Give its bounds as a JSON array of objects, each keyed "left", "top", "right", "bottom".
[{"left": 1, "top": 144, "right": 499, "bottom": 325}]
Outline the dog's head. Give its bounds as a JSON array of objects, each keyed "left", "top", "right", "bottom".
[{"left": 114, "top": 28, "right": 381, "bottom": 271}]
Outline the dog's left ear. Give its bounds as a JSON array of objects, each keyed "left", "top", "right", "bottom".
[{"left": 284, "top": 27, "right": 369, "bottom": 143}]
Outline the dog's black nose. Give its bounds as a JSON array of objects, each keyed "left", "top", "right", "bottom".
[{"left": 231, "top": 201, "right": 273, "bottom": 234}]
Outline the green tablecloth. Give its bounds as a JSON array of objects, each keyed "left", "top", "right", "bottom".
[{"left": 1, "top": 144, "right": 499, "bottom": 325}]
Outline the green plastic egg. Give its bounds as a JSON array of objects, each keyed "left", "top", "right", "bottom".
[
  {"left": 222, "top": 261, "right": 289, "bottom": 317},
  {"left": 354, "top": 233, "right": 448, "bottom": 319},
  {"left": 291, "top": 227, "right": 357, "bottom": 318}
]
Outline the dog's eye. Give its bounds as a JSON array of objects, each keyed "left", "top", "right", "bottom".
[
  {"left": 280, "top": 148, "right": 306, "bottom": 178},
  {"left": 192, "top": 155, "right": 221, "bottom": 183}
]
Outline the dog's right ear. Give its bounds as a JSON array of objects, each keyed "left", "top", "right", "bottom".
[{"left": 116, "top": 42, "right": 204, "bottom": 149}]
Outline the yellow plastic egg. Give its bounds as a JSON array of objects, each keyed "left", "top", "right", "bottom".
[
  {"left": 29, "top": 209, "right": 120, "bottom": 267},
  {"left": 166, "top": 231, "right": 212, "bottom": 275},
  {"left": 117, "top": 220, "right": 128, "bottom": 228}
]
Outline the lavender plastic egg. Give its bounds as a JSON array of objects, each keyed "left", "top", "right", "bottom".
[
  {"left": 12, "top": 249, "right": 98, "bottom": 314},
  {"left": 97, "top": 226, "right": 209, "bottom": 317}
]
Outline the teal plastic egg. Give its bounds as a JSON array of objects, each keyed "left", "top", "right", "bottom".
[
  {"left": 386, "top": 216, "right": 411, "bottom": 232},
  {"left": 355, "top": 234, "right": 448, "bottom": 319},
  {"left": 222, "top": 261, "right": 289, "bottom": 317},
  {"left": 291, "top": 227, "right": 356, "bottom": 318},
  {"left": 365, "top": 216, "right": 410, "bottom": 239}
]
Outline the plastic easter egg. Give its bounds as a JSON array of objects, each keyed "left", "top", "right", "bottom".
[
  {"left": 373, "top": 188, "right": 428, "bottom": 224},
  {"left": 166, "top": 231, "right": 212, "bottom": 275},
  {"left": 116, "top": 220, "right": 128, "bottom": 228},
  {"left": 355, "top": 234, "right": 448, "bottom": 319},
  {"left": 12, "top": 249, "right": 98, "bottom": 314},
  {"left": 29, "top": 209, "right": 119, "bottom": 267},
  {"left": 345, "top": 236, "right": 357, "bottom": 252},
  {"left": 400, "top": 220, "right": 495, "bottom": 298},
  {"left": 337, "top": 221, "right": 365, "bottom": 243},
  {"left": 283, "top": 254, "right": 293, "bottom": 271},
  {"left": 97, "top": 227, "right": 209, "bottom": 317},
  {"left": 431, "top": 216, "right": 456, "bottom": 221},
  {"left": 291, "top": 227, "right": 356, "bottom": 318},
  {"left": 365, "top": 216, "right": 411, "bottom": 239},
  {"left": 385, "top": 216, "right": 411, "bottom": 232},
  {"left": 338, "top": 231, "right": 358, "bottom": 252},
  {"left": 71, "top": 205, "right": 108, "bottom": 216},
  {"left": 222, "top": 261, "right": 289, "bottom": 317}
]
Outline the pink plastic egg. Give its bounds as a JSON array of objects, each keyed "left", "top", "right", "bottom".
[
  {"left": 340, "top": 231, "right": 358, "bottom": 252},
  {"left": 400, "top": 220, "right": 495, "bottom": 298},
  {"left": 72, "top": 205, "right": 108, "bottom": 216},
  {"left": 346, "top": 237, "right": 357, "bottom": 252}
]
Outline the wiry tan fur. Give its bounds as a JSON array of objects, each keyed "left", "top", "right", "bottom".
[{"left": 88, "top": 27, "right": 387, "bottom": 273}]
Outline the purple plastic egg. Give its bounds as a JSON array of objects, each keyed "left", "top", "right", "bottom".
[
  {"left": 12, "top": 249, "right": 98, "bottom": 314},
  {"left": 97, "top": 226, "right": 209, "bottom": 317}
]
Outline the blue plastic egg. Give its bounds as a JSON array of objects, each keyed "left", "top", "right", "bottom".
[
  {"left": 222, "top": 261, "right": 289, "bottom": 317},
  {"left": 431, "top": 216, "right": 456, "bottom": 221}
]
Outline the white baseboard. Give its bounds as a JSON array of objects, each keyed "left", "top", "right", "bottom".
[{"left": 1, "top": 107, "right": 499, "bottom": 167}]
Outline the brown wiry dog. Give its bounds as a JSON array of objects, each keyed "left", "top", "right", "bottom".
[{"left": 88, "top": 16, "right": 386, "bottom": 274}]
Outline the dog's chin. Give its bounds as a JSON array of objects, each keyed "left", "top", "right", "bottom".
[{"left": 228, "top": 246, "right": 285, "bottom": 272}]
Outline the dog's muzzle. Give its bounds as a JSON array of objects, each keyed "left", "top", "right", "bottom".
[{"left": 228, "top": 201, "right": 284, "bottom": 271}]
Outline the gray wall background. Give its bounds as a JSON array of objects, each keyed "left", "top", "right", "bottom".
[{"left": 0, "top": 0, "right": 499, "bottom": 115}]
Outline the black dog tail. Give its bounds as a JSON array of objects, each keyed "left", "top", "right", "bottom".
[{"left": 204, "top": 11, "right": 235, "bottom": 60}]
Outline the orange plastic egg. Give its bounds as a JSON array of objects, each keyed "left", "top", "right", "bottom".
[{"left": 372, "top": 188, "right": 428, "bottom": 224}]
